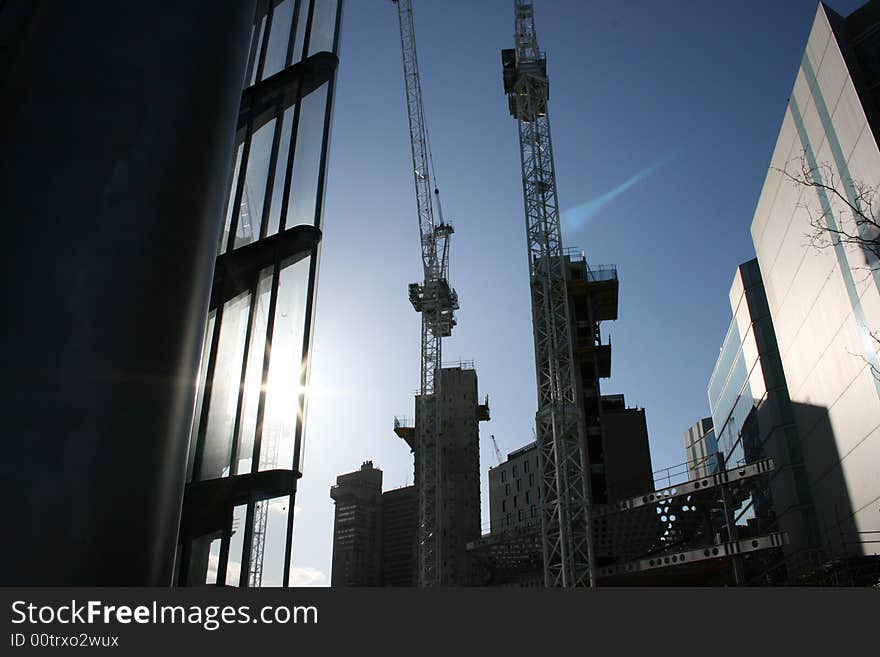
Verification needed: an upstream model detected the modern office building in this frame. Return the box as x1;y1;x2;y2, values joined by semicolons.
1;0;345;585
707;258;820;580
177;0;344;587
684;418;719;479
749;0;880;572
330;462;384;587
380;486;418;587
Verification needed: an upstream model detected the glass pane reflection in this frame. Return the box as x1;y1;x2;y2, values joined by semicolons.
187;310;215;482
226;504;247;586
236;268;274;475
219;144;244;254
259;255;310;472
198;291;250;481
267;106;296;238
287;85;328;227
248;495;291;587
235;118;276;249
262;0;295;80
308;0;339;56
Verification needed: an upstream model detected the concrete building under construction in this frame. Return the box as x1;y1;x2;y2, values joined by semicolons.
394;364;490;586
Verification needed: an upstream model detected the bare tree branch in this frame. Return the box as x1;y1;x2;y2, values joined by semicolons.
772;153;880;268
773;151;880;381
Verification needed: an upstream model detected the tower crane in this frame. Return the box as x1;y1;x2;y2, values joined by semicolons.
392;0;458;587
490;435;503;466
502;0;597;587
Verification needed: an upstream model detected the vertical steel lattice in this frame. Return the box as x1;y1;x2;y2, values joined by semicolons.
507;0;596;587
394;0;456;587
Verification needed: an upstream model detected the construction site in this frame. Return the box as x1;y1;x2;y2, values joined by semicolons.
324;0;880;588
6;0;878;593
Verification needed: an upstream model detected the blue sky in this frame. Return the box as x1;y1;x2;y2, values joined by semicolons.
289;0;866;585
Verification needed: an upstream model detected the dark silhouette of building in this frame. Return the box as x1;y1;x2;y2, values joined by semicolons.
381;486;418;586
330;462;384;587
0;0;344;586
394;364;489;586
600;394;654;501
0;0;257;586
487;396;652;538
329;467;418;587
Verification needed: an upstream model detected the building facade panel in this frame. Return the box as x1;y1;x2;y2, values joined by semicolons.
749;2;880;563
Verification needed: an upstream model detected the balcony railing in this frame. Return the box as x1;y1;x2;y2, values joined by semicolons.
585;265;618;283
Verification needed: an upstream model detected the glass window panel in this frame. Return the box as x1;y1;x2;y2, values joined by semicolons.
225;505;247;586
205;538;221;585
236;267;274;475
267;106;296;238
260;256;310;472
247;13;268;88
187;310;215;482
251;495;291;587
219;143;244;255
287;85;328;227
262;0;295;80
184;535;215;585
198;291;251;481
291;0;309;65
308;0;339;56
235;118;276;249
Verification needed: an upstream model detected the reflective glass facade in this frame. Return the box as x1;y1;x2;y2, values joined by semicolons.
707;259;818;575
178;0;343;587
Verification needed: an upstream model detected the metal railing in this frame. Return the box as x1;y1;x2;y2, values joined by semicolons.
585;264;618;283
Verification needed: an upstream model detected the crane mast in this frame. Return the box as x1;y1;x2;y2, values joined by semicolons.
502;0;596;587
392;0;458;587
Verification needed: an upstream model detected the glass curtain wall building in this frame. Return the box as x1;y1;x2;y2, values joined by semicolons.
707;259;819;579
177;0;343;587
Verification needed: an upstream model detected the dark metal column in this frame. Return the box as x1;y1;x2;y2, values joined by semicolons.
0;0;256;585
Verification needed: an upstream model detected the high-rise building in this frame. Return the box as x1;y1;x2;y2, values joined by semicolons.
330;462;384;587
407;365;489;586
381;486;418;587
707;258;820;580
749;0;880;573
684;418;719;479
176;0;344;587
328;472;418;588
